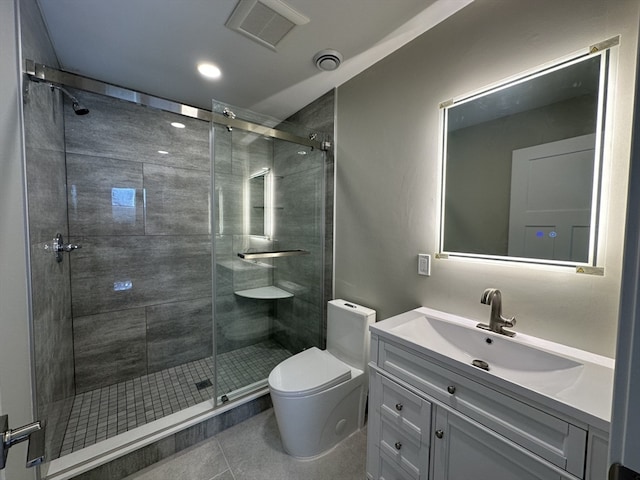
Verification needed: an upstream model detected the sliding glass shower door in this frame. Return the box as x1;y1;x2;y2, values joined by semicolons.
212;102;327;402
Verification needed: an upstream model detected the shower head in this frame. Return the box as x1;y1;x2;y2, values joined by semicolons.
49;83;90;115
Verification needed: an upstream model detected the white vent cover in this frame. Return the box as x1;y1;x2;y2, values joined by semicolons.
226;0;309;51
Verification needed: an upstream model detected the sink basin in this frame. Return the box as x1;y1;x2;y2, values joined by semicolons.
386;310;584;395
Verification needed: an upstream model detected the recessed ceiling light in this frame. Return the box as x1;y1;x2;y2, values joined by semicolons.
158;150;169;155
197;63;222;79
171;122;186;129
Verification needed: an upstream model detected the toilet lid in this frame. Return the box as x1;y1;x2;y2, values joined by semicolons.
268;347;351;397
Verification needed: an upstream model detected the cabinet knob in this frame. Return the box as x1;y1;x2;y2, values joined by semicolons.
395;403;403;411
447;385;456;395
394;441;402;450
435;429;444;439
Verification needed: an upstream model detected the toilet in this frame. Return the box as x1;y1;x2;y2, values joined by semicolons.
268;299;376;458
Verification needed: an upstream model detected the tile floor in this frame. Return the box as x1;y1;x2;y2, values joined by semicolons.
122;408;368;480
56;341;291;458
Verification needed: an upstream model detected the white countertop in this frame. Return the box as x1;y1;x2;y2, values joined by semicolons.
370;307;614;431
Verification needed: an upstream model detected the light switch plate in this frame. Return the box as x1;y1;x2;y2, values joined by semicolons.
418;254;431;276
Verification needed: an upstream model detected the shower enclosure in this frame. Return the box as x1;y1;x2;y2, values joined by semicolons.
22;64;332;468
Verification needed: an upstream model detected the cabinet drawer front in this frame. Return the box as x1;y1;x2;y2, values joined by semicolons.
379;375;431;443
379;340;586;476
379;449;419;480
380;418;424;478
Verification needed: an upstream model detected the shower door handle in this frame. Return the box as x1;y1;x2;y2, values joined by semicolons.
1;415;45;470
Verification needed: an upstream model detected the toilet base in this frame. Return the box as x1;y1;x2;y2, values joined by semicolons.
271;373;367;459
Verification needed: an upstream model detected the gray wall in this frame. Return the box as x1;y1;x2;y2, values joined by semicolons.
0;1;37;478
335;0;639;357
64;90;212;392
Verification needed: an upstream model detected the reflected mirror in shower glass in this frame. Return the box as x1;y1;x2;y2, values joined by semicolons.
440;51;609;266
248;168;271;237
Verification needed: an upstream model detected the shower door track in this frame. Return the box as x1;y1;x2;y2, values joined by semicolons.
23;59;325;150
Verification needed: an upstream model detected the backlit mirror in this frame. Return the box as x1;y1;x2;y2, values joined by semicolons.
248;168;272;238
440;51;609;266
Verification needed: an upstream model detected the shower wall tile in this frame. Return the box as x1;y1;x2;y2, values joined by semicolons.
231;130;272;177
214;172;243;236
144;163;210;235
70;235;211;317
23;82;65;152
29;243;75;414
274;297;322;353
275;166;324;238
74;308;147;393
214;235;234;297
66;153;145;236
213;123;232;175
146;297;213;373
65;89;210;172
25;147;68;239
215;295;272;353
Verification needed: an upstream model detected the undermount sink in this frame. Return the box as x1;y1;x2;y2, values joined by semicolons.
388;311;584;395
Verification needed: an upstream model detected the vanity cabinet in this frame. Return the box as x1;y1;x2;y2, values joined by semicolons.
366;337;609;480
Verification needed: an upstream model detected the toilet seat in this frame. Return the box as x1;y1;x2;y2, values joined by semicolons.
268;347;351;397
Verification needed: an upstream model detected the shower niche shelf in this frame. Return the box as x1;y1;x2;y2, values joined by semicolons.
234;286;294;300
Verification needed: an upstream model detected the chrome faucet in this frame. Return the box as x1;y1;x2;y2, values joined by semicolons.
477;288;516;337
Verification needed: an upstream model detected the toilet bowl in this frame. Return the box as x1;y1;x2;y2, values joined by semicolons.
268;299;376;458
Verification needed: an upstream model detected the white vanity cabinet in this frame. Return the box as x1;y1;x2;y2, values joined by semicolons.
366;335;609;480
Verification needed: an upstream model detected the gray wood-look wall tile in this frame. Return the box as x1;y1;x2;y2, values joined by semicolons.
74;308;147;393
66;153;145;236
144;164;210;235
25;147;68;241
70;235;211;317
146;297;213;373
65;89;210;172
215;295;272;353
214;172;243;236
23;82;65;152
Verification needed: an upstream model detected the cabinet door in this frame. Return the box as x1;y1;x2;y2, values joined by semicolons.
432;407;575;480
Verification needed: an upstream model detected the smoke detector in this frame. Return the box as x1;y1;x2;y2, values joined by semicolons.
313;49;343;71
226;0;309;51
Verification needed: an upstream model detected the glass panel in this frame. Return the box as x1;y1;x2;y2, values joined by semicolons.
212;101;326;403
24;83;215;460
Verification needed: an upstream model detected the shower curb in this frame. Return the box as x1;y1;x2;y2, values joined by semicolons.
68;394;272;480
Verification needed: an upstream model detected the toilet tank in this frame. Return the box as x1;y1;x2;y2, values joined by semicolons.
327;299;376;370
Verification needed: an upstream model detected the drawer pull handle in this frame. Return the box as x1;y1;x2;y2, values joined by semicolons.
395;403;403;411
394;441;402;450
447;385;456;395
435;429;444;439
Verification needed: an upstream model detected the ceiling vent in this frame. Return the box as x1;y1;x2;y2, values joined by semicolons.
226;0;310;51
313;49;343;71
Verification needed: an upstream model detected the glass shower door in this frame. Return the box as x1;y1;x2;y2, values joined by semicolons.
212;102;327;402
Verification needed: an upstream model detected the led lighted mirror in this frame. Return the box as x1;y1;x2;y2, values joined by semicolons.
248;168;272;238
440;50;610;266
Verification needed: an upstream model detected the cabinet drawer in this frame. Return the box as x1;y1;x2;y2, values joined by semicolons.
379;448;420;480
378;340;586;477
379;374;431;444
380;418;423;478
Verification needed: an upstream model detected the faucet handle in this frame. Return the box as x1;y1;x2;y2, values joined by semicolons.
502;316;516;328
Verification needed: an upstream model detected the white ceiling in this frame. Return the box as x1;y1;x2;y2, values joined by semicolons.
36;0;473;119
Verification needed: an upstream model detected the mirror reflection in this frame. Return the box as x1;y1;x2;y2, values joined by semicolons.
441;53;607;264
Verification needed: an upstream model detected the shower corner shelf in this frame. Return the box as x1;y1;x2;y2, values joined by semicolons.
234;286;294;300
